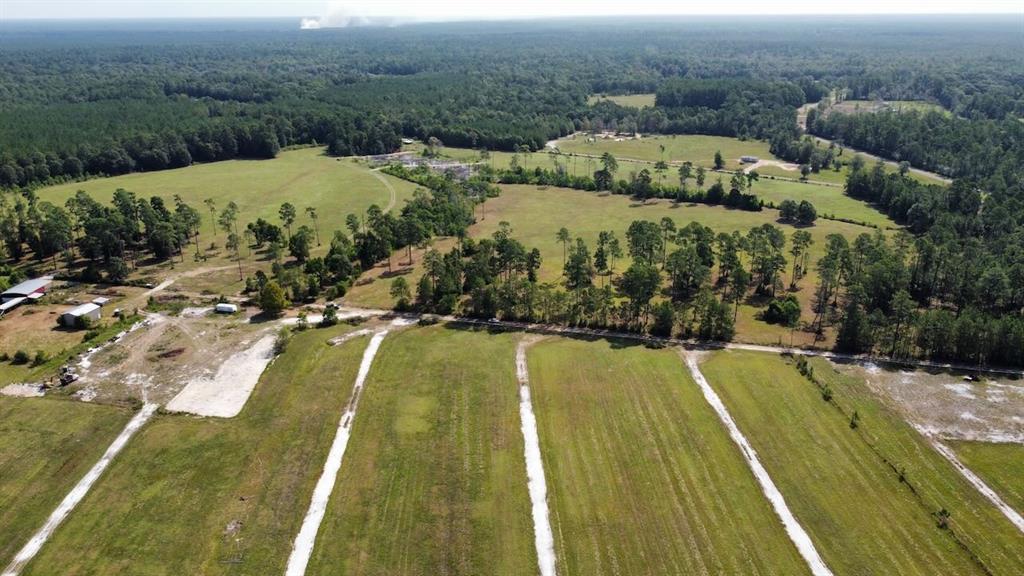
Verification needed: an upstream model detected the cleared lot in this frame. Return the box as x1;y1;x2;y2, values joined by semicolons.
526;337;809;576
19;325;369;576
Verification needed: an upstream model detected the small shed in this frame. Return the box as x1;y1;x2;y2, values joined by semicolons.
60;303;101;328
740;155;760;164
92;297;111;306
215;303;238;314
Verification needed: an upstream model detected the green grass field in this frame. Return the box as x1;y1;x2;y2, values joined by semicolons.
20;325;369;575
38;148;418;233
833;99;950;117
587;93;657;108
0;397;132;567
303;325;535;576
556;134;772;171
33;148;420;294
948;441;1024;522
700;351;1024;576
525;337;810;575
347;183;882;346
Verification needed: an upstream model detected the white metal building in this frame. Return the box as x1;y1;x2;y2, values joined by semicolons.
60;303;102;327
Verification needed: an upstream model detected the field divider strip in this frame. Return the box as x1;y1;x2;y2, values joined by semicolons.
924;434;1024;534
284;328;390;576
516;340;557;576
2;402;158;576
680;351;834;576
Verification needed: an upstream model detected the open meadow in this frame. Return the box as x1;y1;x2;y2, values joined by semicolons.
0;397;131;567
303;324;535;576
348;183;884;347
18;324;370;576
587;93;657;108
525;337;809;575
699;351;1024;576
33;148;420;295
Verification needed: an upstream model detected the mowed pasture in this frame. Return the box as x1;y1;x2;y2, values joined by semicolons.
472;185;876;346
39;147;418;230
525;337;810;575
304;325;535;576
0;397;131;567
949;441;1024;516
699;351;1024;576
347;183;883;345
34;148;420;293
587;93;657;108
19;325;369;576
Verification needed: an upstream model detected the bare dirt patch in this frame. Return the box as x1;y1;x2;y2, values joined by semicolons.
835;362;1024;444
66;310;270;406
165;333;276;418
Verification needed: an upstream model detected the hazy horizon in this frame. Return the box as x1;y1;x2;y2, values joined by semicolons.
1;0;1020;25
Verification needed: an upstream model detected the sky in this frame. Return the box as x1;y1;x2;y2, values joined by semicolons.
1;0;1020;22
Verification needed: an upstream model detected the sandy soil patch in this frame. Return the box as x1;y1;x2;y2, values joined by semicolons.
744;159;799;174
839;363;1024;443
165;333;276;418
0;384;44;398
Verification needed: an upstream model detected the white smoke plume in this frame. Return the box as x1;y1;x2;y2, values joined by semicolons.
300;2;370;29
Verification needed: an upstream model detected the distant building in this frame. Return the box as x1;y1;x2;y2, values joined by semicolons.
0;276;53;317
215;303;238;314
1;276;52;303
740;156;760;164
91;297;111;306
60;303;101;328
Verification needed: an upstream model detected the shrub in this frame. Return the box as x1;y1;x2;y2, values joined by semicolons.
31;350;48;367
12;350;30;365
764;295;801;326
273;327;291;355
319;306;339;328
0;352;9;362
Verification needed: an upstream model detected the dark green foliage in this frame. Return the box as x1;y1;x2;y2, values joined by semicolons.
764;295;801;327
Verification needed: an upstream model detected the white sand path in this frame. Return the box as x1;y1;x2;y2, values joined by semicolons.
516;339;557;576
919;430;1024;534
682;351;833;576
283;327;391;576
2;403;158;576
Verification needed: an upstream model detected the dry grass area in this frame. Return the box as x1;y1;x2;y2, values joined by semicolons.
839;363;1024;444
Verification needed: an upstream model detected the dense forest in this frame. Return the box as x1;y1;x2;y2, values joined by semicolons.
1;16;1022;188
2;16;1024;366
